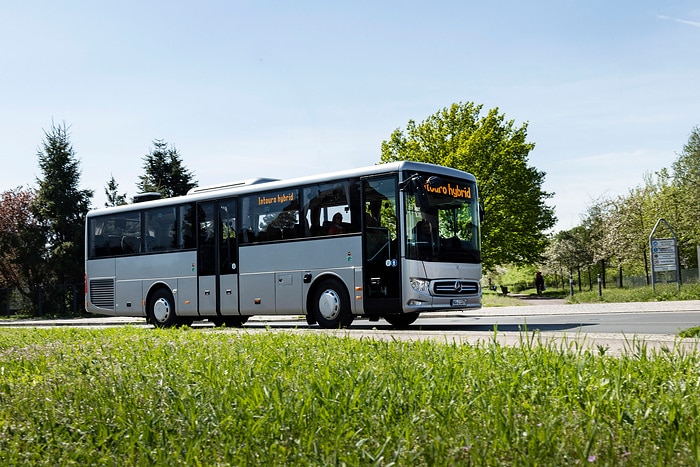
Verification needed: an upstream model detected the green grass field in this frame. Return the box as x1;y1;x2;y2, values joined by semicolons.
1;327;699;465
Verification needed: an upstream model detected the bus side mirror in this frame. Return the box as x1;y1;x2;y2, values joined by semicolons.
479;204;485;223
399;173;427;209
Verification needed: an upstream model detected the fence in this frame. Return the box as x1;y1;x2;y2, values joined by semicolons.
501;268;700;294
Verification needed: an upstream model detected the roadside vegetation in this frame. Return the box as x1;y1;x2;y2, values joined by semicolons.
565;283;700;304
1;327;699;465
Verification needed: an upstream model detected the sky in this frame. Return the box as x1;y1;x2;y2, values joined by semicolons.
1;1;699;231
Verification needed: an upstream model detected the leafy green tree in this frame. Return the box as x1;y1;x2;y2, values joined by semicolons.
105;174;127;207
669;126;700;261
33;121;93;314
137;139;197;198
380;102;556;270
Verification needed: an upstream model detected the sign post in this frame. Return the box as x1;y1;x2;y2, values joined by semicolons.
649;218;680;292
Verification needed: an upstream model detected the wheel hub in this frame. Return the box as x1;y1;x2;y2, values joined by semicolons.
318;289;341;320
153;298;171;322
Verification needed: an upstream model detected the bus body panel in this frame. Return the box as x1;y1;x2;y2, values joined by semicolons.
238;236;363;315
197;275;218;316
401;259;482;312
120;252;197;317
177;276;198;316
219;274;240;316
274;271;302;316
238;272;276;315
115;279;143;315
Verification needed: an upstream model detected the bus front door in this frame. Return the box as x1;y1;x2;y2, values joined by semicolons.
362;176;401;313
197;199;240;318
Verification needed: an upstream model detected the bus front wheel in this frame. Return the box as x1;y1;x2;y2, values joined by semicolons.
311;279;354;329
148;288;178;328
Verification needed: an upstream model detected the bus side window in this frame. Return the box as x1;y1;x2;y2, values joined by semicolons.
180;204;196;249
303;180;357;238
145;207;177;252
93;234;109;257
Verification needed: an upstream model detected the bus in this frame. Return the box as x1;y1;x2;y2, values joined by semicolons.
85;161;482;328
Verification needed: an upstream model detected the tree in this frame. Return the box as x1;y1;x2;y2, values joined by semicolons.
0;188;49;308
670;126;700;254
33;121;93;313
380;102;556;270
548;226;593;291
137;139;197;198
105;174;127;207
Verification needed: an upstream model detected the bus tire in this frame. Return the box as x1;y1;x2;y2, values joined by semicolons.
148;288;178;328
384;312;420;328
311;279;354;329
305;313;317;326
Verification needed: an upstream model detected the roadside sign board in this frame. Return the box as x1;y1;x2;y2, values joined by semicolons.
651;238;677;272
649;218;680;291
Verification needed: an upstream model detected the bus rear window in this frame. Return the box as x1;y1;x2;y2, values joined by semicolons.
88;213;141;258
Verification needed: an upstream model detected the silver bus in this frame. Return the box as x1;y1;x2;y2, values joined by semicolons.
85;161;482;328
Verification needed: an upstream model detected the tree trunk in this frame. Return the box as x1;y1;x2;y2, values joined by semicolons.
643;245;650;285
587;265;592;290
577;267;582;292
618;263;623;288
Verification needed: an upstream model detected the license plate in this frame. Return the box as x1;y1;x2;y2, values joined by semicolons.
451;299;468;306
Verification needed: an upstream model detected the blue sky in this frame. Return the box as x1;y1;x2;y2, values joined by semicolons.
1;1;698;231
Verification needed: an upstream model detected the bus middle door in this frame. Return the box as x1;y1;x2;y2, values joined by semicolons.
197;199;240;318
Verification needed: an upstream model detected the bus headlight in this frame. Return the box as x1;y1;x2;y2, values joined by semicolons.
410;277;430;293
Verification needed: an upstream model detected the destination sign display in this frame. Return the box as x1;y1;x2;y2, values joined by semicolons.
424;181;472;200
258;191;296;206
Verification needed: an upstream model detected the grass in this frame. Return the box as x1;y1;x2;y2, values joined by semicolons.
481;292;527;307
1;327;700;465
564;283;700;304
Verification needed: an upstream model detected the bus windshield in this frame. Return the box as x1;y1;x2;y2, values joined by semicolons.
404;172;480;264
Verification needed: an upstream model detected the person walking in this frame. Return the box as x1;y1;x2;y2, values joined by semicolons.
535;271;545;295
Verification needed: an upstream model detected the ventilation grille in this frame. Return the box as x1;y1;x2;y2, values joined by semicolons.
90;278;115;309
432;280;479;296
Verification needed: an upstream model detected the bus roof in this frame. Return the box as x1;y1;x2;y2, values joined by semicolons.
87;161;476;215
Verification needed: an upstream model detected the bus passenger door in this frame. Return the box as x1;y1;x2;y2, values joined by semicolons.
217;199;239;315
362;176;401;313
197;199;240;318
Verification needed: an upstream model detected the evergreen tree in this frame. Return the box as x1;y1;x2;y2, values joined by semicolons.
105;174;127;207
33;121;93;313
137;139;197;198
381;102;556;270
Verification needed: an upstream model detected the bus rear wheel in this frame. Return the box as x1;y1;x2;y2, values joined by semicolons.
384;312;420;328
148;288;178;328
311;279;354;329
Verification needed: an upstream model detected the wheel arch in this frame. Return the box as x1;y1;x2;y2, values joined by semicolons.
145;281;176;314
306;272;353;316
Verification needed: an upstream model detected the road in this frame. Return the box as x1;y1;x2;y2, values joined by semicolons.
3;299;700;355
240;300;700;355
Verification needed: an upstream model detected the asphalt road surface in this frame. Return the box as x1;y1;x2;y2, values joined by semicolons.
3;299;700;355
